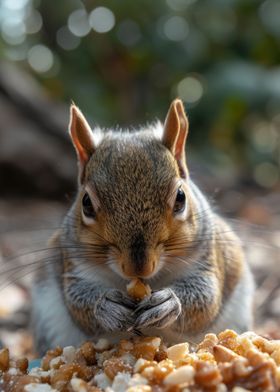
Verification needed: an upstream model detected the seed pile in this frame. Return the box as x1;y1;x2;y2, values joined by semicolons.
1;329;280;391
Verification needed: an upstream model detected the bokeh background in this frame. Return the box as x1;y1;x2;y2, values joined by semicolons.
0;0;279;357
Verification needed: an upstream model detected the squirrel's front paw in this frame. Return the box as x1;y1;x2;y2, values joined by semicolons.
94;290;136;332
134;288;181;329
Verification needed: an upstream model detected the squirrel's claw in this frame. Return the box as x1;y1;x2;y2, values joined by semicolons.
134;288;182;329
134;288;172;313
94;289;135;332
105;289;137;309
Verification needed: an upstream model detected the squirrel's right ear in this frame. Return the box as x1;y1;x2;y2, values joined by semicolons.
69;104;95;182
162;99;189;178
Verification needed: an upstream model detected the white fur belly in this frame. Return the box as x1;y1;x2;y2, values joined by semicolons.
32;278;90;349
210;264;254;335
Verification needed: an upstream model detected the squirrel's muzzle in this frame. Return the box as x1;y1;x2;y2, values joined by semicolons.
120;233;158;278
122;260;155;278
130;233;147;275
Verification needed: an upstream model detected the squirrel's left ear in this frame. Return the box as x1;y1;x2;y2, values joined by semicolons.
69;104;95;183
162;99;189;178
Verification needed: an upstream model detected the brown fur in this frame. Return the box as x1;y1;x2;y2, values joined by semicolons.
31;100;254;352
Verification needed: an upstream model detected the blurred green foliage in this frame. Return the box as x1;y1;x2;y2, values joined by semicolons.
0;0;280;188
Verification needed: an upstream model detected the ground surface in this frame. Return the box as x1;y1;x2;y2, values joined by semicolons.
0;191;279;358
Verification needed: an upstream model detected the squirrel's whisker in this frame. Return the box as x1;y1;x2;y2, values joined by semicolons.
0;256;114;292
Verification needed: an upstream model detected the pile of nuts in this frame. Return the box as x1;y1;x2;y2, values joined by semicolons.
0;329;280;391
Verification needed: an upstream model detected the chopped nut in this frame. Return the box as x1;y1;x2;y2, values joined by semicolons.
213;345;238;363
51;363;90;390
94;372;112;389
117;340;134;356
218;329;238;351
139;366;155;381
195;361;222;387
71;378;89;392
197;333;219;353
80;341;96;365
49;356;64;370
9;375;41;391
167;343;189;361
28;368;51;384
132;337;161;361
154;345;168;362
71;377;101;392
196;351;215;363
24;383;55;392
152;360;174;383
232;357;250;378
94;338;110;352
104;357;133;379
126;386;151;392
246;348;269;366
252;336;276;354
62;346;76;364
129;373;149;386
237;335;255;356
164;365;194;385
16;358;29;374
127;279;151;300
41;347;62;371
111;372;132;392
1;329;280;391
139;360;174;384
219;362;234;384
0;348;10;372
271;348;280;365
134;358;150;373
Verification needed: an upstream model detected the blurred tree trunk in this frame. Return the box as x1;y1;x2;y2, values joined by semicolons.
0;62;76;199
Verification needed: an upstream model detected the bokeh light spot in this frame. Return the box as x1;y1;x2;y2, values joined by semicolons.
2;0;29;11
89;7;115;34
252;122;277;154
163;16;189;41
177;76;203;104
254;162;279;188
28;45;54;73
68;9;91;37
1;17;26;45
25;10;43;34
56;26;81;50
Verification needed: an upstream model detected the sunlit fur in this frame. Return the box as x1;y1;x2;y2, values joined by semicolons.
31;115;254;354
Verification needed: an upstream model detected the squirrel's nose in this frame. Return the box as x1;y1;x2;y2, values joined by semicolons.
130;233;146;273
122;259;155;278
119;233;158;278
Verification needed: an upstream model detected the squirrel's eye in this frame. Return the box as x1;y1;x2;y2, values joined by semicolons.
174;187;186;213
82;193;96;219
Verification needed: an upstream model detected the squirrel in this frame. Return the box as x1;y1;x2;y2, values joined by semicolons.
31;99;254;355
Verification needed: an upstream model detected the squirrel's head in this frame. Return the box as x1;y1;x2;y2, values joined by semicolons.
69;99;195;280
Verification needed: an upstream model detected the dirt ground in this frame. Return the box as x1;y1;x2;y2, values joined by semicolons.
0;191;279;358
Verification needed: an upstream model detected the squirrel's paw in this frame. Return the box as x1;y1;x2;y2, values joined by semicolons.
94;290;136;332
134;288;181;329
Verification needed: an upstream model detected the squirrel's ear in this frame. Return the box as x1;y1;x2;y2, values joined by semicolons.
69;104;95;182
162;99;189;178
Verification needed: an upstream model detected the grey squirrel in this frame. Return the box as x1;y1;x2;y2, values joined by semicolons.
32;99;254;355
